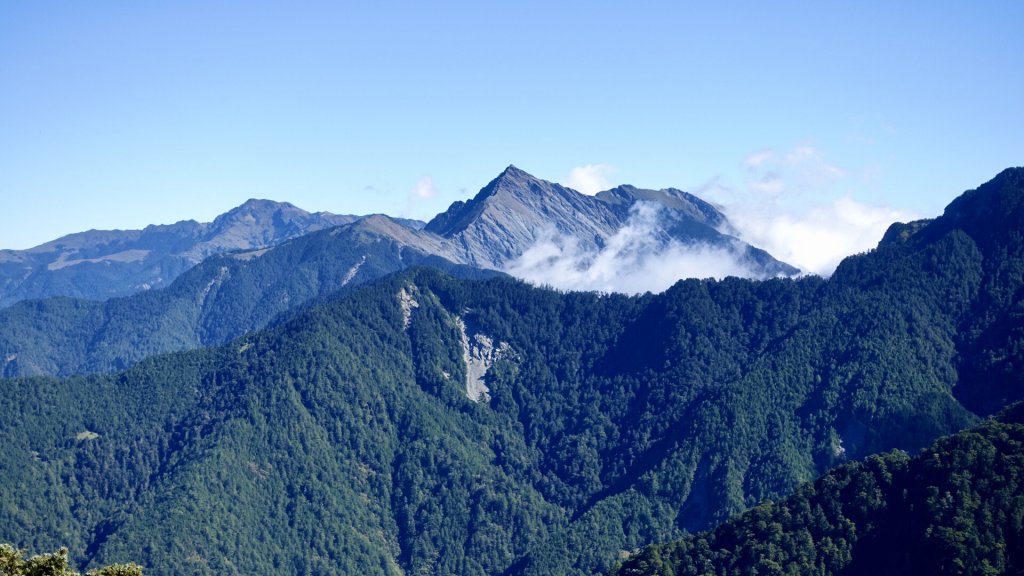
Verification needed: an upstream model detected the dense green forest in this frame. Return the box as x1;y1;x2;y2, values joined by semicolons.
609;403;1024;576
0;168;1021;575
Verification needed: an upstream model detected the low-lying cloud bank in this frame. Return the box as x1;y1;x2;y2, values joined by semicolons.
726;195;914;277
504;203;766;295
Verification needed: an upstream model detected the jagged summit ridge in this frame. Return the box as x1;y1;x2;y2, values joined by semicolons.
427;165;795;274
596;185;730;231
426;166;623;267
424;164;584;237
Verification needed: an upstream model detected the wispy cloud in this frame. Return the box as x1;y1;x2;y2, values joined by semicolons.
563;164;615;195
750;172;785;196
743;150;775;170
505;202;765;295
743;144;847;195
784;145;847;181
409;176;439;199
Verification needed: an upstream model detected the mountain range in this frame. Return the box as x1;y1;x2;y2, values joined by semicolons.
0;199;369;308
1;166;796;309
0;167;1021;575
0;166;796;377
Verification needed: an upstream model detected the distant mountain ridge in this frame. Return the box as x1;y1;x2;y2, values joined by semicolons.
0;199;383;307
0;166;797;309
0;218;494;377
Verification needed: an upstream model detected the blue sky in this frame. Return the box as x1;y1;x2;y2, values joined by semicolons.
2;1;1022;261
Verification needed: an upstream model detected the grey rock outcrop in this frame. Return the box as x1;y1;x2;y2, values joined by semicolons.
426;165;623;268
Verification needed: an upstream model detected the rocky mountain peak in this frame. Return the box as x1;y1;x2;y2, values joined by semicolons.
425;165;590;238
211;199;304;228
203;199;315;251
492;164;533;186
420;165;796;275
463;165;532;205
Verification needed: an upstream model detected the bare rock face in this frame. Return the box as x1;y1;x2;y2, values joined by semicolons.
455;316;513;403
427;166;623;268
398;286;420;329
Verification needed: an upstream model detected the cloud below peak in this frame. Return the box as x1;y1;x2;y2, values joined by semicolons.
504;202;767;295
508;145;914;290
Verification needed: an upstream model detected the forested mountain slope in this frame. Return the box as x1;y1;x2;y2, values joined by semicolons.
0;168;1021;575
609;403;1024;576
0;217;494;377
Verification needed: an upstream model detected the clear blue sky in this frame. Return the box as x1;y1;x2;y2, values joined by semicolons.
1;1;1021;250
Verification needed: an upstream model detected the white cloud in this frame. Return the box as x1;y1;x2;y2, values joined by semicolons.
750;172;785;196
409;176;438;199
728;196;915;276
563;164;615;195
743;145;847;197
714;145;915;276
505;202;763;295
784;145;847;181
743;150;775;170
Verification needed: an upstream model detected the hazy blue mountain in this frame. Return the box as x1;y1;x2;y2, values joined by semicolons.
0;169;1021;575
0;199;427;308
